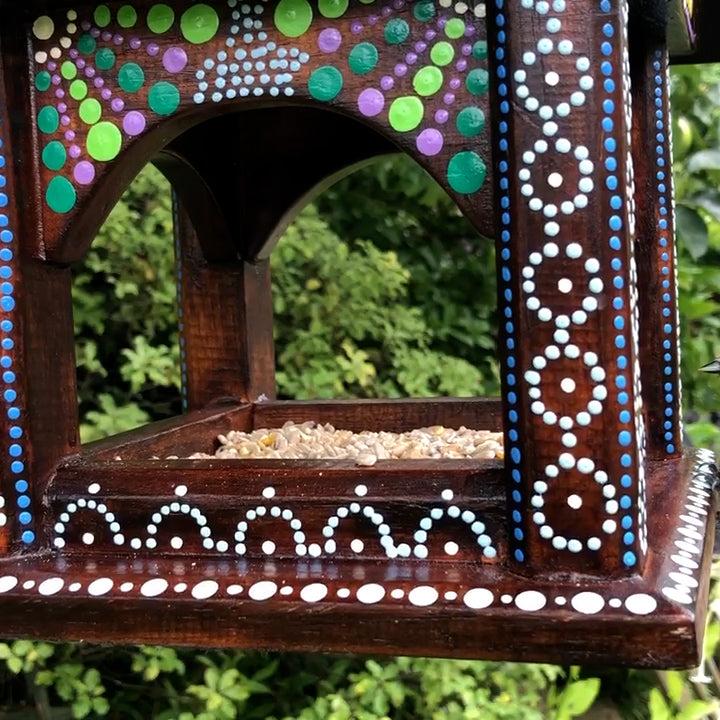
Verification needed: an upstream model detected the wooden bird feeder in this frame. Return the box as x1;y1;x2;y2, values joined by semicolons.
0;0;717;668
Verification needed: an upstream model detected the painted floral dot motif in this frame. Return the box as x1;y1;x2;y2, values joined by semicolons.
181;4;220;43
86;121;122;162
388;96;424;132
444;17;465;38
162;47;188;74
349;42;379;75
447;150;486;193
308;66;344;101
319;0;349;19
46;176;76;213
147;4;176;34
30;0;491;217
274;0;313;37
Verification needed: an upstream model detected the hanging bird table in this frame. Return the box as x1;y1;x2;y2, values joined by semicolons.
0;0;716;668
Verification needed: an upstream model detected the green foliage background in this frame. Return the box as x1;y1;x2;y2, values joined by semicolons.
4;65;720;718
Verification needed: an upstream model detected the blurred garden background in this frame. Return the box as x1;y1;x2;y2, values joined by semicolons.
3;64;720;718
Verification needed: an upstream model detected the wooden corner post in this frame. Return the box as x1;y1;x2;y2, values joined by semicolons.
488;0;648;575
630;7;683;461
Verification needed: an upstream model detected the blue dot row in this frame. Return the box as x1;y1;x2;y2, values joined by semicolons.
0;123;34;546
599;0;635;569
494;0;525;564
652;52;677;456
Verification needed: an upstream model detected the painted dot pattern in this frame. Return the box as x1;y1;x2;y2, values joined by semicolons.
31;0;491;216
0;114;31;543
651;49;682;458
54;484;498;561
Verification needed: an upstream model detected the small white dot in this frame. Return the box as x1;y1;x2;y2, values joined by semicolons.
171;536;183;550
567;494;582;509
262;486;275;499
175;485;188;497
351;538;365;553
82;533;94;545
262;540;276;554
561;378;576;393
444;541;459;555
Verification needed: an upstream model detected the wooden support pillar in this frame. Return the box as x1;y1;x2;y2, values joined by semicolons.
488;0;648;574
631;18;683;460
173;196;276;410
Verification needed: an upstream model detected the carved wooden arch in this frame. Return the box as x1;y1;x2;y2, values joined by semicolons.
18;0;493;265
0;0;716;668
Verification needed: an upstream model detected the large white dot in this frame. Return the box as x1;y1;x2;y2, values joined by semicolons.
300;583;328;603
463;588;494;609
39;577;64;596
515;590;546;612
192;580;219;600
571;591;605;614
33;16;55;40
561;378;576;393
249;581;277;601
408;586;439;607
624;593;657;615
88;578;114;597
357;583;385;604
140;578;169;597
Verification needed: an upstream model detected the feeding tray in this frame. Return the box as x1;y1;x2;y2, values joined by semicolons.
0;0;717;667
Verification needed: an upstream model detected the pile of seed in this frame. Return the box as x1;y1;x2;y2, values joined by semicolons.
188;421;504;465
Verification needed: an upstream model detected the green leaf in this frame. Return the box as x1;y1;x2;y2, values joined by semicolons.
649;688;671;720
677;205;709;259
687;149;720;173
555;678;600;720
676;699;720;720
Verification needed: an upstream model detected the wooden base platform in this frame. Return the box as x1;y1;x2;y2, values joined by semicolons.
0;396;714;668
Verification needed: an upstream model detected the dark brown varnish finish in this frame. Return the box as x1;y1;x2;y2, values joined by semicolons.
0;0;715;668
